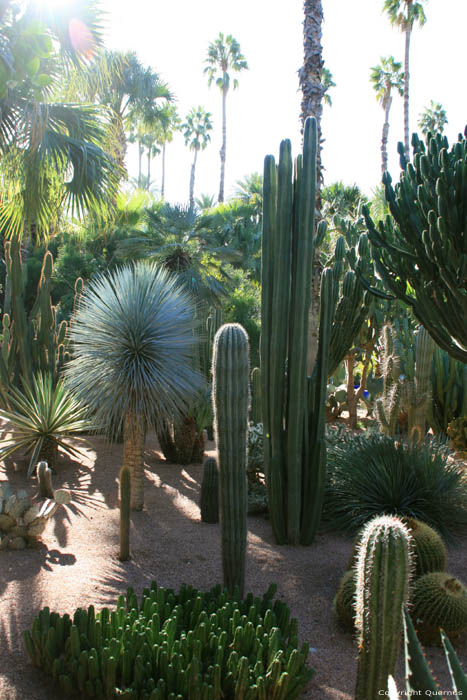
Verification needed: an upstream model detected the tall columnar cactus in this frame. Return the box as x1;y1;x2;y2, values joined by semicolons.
250;367;262;424
261;117;336;545
363;129;467;363
354;515;413;700
212;323;249;596
119;466;131;562
431;346;467;435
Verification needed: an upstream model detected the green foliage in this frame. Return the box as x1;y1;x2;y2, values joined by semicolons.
0;373;90;477
354;515;412;700
418;100;448;136
363;129;467;362
261;117;335;545
410;573;467;646
447;416;467;451
221;266;260;368
65;261;201;439
247;422;264;480
323;432;467;539
212;323;249;597
24;581;312;699
431;347;467;435
200;457;219;524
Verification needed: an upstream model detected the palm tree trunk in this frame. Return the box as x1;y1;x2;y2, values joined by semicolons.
138;142;143;188
218;86;228;203
381;96;392;176
300;0;324;374
147;149;151;190
161;143;166;199
123;413;146;511
189;150;198;210
404;26;412;161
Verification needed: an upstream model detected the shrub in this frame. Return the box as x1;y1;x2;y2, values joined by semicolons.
323;433;467;540
447;416;467;452
24;582;313;699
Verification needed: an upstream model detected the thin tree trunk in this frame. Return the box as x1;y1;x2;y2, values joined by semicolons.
161;143;166;199
147;149;151;190
189;150;198;210
218;86;227;203
300;0;324;374
123;413;146;511
381;96;392;176
403;26;412;162
138;142;143;188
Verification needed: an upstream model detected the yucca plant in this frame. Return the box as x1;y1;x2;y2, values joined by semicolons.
0;373;90;477
65;262;201;510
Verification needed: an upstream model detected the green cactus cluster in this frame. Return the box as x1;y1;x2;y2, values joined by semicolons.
411;573;467;646
199;457;219;524
354;515;413;700
24;582;313;700
261;117;335;545
363;129;467;363
212;323;249;597
430;346;467;435
376;318;434;441
0;239;83;405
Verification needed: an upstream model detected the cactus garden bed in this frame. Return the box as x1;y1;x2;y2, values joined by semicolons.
0;424;466;699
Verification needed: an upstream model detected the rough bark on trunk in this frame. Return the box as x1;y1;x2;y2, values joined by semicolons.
123;413;146;511
147;149;151;189
218;86;227;203
39;435;58;470
138;142;143;188
404;27;412;162
189;150;198;210
381;96;392;175
173;416;196;465
161;143;166;199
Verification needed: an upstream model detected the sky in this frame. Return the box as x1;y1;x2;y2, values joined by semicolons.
101;0;467;205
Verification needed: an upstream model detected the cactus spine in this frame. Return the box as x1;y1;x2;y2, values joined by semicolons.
261;116;335;545
354;515;413;700
119;466;131;561
212;323;249;596
200;457;219;524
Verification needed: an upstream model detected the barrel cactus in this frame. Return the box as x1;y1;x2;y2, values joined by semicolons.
212;323;249;596
199;457;219;524
403;518;446;578
333;569;357;633
354;515;413;700
411;572;467;645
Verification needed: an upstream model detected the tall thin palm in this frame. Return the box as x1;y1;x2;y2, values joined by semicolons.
154;104;181;199
370;56;404;175
182;107;213;210
65;262;201;510
204;33;248;203
383;0;427;162
0;0;118;240
418;100;448;136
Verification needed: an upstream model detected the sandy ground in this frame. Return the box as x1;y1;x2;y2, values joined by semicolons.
0;428;466;699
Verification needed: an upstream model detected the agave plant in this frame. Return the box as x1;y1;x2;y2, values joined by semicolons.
0;373;90;477
65;261;201;510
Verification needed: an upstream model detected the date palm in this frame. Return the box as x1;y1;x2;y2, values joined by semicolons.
182;106;213;210
204;33;248;203
418;100;448;136
383;0;427;162
65;262;201;510
370;56;404;175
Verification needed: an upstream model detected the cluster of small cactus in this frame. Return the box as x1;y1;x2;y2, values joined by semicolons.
24;581;313;700
212;323;249;597
0;462;71;550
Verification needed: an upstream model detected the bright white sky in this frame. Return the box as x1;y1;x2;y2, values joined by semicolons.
101;0;467;205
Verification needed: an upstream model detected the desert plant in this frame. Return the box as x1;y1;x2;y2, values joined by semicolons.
24;581;313;699
430;347;467;435
200;457;219;524
447;416;467;452
212;323;249;597
323;432;467;539
119;466;131;561
333;570;357;632
65;262;201;510
0;373;90;477
250;366;262;424
410;572;467;645
354;515;412;700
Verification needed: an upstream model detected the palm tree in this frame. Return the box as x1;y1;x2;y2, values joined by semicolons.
204;33;248;203
65;262;201;510
182;107;213;210
154;104;181;199
370;56;404;175
195;193;217;210
234;172;263;218
0;0;119;240
383;0;427;162
418;100;448;136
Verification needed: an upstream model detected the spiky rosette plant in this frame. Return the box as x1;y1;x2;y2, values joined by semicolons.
65;262;201;511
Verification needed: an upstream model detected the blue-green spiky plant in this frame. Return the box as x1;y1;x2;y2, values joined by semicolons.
212;323;249;597
65;262;202;511
354;515;413;700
